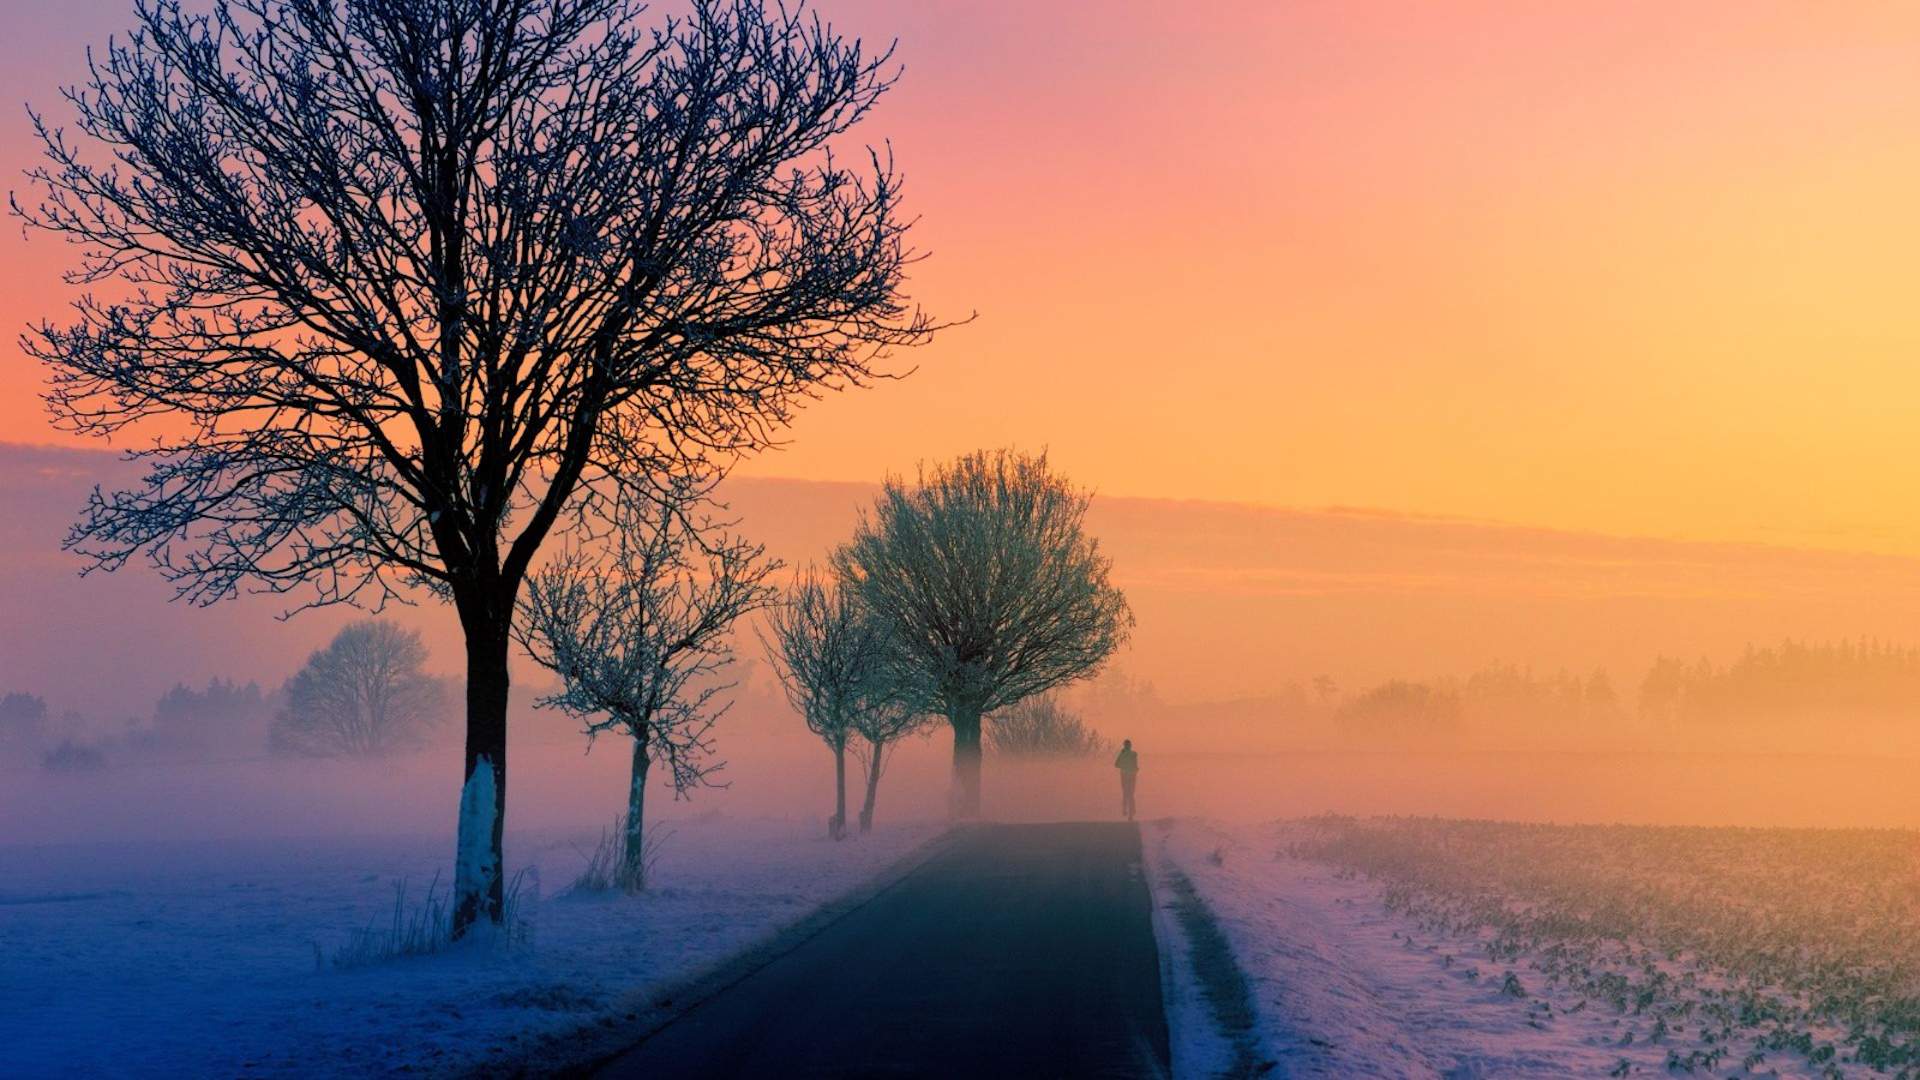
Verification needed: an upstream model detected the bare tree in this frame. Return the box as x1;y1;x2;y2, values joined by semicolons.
849;682;923;834
516;486;776;890
762;570;887;840
987;694;1109;758
21;0;937;932
272;621;446;757
835;450;1133;817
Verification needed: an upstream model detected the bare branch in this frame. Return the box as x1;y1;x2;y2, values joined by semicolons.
21;0;942;614
516;479;778;797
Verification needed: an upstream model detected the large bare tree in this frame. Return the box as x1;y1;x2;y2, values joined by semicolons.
835;450;1132;817
516;485;776;890
272;620;446;757
762;569;887;840
20;0;935;932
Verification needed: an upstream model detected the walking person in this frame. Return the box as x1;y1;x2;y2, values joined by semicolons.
1114;738;1139;820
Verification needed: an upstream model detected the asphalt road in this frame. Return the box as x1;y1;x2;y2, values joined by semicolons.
593;822;1171;1079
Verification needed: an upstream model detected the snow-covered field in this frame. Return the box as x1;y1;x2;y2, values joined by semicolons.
1149;818;1640;1076
1148;817;1919;1079
0;815;938;1078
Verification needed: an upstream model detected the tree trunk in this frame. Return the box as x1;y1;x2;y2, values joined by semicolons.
829;739;848;840
623;733;650;891
452;609;511;938
858;737;883;834
950;708;983;819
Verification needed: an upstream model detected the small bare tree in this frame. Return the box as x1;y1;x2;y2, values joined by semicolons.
850;681;923;834
763;570;888;840
517;489;776;890
272;621;446;757
836;450;1133;817
22;0;938;933
987;694;1109;757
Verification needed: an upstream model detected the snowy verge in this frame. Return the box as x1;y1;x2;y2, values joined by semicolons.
0;816;945;1078
1142;819;1262;1079
1153;819;1707;1078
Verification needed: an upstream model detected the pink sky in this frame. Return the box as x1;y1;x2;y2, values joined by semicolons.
3;2;1920;555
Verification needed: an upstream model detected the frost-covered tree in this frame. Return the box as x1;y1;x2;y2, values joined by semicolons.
987;694;1108;758
835;450;1132;817
21;0;936;933
849;679;923;834
272;621;446;757
517;487;776;890
763;570;889;840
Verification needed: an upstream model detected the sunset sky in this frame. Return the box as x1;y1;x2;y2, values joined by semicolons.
3;0;1918;557
16;12;1920;1073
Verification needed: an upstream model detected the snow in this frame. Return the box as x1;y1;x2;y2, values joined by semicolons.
0;814;938;1078
1145;854;1245;1079
1145;818;1705;1079
454;754;499;912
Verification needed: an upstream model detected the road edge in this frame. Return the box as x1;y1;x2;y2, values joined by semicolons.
1141;821;1185;1080
479;825;960;1079
1142;818;1271;1080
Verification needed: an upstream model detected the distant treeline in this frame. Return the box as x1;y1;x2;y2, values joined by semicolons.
1333;639;1920;733
1639;639;1920;724
0;678;274;773
0;620;459;772
1334;665;1617;733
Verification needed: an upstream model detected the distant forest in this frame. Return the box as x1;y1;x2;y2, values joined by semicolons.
1331;639;1920;733
13;637;1920;771
1638;639;1920;723
0;620;461;772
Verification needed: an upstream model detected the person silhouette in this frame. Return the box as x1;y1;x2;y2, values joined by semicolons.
1114;739;1139;820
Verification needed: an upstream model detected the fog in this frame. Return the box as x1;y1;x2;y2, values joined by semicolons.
10;708;1920;859
9;441;1920;852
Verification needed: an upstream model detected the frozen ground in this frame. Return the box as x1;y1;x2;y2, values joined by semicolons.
0;814;938;1078
1147;818;1762;1079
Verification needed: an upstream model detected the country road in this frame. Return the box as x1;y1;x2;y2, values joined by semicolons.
593;822;1172;1079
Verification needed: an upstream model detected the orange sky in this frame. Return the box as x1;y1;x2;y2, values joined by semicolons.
4;2;1920;553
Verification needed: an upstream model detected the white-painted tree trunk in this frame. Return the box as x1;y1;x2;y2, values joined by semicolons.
454;753;500;931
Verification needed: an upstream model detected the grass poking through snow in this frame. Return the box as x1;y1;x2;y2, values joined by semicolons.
327;869;536;969
1164;867;1272;1078
568;815;674;895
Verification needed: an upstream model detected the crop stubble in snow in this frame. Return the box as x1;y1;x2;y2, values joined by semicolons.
1160;816;1920;1078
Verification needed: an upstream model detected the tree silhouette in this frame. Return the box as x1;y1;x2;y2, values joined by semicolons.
272;621;445;757
20;0;935;932
150;677;274;754
0;692;48;760
1639;638;1920;724
849;679;922;834
987;694;1108;757
762;569;890;840
517;485;776;888
836;450;1132;817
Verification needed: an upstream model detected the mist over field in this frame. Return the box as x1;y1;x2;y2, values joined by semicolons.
8;440;1920;849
